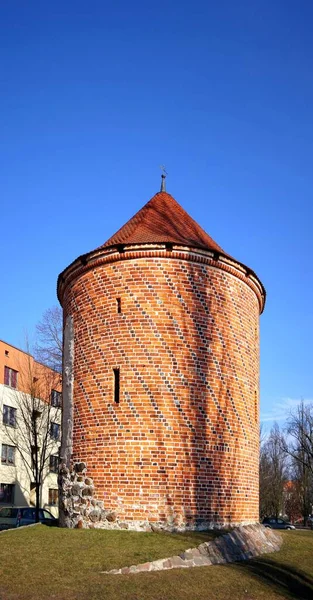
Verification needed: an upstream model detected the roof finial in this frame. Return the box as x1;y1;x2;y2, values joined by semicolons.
160;165;167;192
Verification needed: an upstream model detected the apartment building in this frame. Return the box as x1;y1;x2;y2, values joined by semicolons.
0;340;61;517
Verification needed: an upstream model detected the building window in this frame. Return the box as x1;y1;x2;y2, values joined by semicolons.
49;455;59;473
50;422;60;440
4;366;18;389
48;488;58;506
3;405;17;427
113;368;120;404
0;483;15;503
51;390;62;407
116;297;122;313
1;444;15;466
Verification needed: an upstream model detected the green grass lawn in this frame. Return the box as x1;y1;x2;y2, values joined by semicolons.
0;527;312;600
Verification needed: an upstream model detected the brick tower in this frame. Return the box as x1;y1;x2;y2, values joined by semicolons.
57;180;265;530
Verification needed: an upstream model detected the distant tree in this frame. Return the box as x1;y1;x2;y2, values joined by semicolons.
259;443;273;519
284;401;313;475
3;353;61;522
34;306;63;373
282;401;313;524
283;479;302;523
259;423;288;519
287;461;312;524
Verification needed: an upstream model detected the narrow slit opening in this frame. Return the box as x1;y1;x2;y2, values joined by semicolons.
117;298;121;313
113;368;120;404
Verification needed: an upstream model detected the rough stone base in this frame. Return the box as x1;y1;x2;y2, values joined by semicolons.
59;462;263;532
103;524;282;574
59;461;151;530
59;462;261;532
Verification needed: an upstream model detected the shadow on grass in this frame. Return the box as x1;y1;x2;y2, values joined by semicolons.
232;557;313;600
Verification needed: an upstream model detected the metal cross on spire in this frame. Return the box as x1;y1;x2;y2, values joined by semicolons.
160;165;167;192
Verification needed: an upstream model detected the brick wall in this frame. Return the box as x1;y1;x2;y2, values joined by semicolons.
61;247;262;529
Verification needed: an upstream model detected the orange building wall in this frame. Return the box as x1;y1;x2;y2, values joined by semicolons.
62;254;260;528
0;340;61;398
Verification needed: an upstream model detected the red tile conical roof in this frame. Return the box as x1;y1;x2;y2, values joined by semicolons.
99;191;225;254
57;188;266;313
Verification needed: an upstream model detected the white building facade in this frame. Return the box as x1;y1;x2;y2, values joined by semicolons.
0;340;61;517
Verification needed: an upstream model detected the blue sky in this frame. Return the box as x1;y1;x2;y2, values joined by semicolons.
0;1;312;428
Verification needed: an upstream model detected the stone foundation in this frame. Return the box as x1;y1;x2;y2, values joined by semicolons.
59;461;149;530
59;461;261;532
103;524;282;574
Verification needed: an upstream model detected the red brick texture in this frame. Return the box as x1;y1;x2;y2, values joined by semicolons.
59;244;264;529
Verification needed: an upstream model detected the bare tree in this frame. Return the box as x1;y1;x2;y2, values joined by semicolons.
34;306;63;373
259;423;288;519
288;459;312;524
284;401;313;475
3;353;61;521
259;443;273;519
284;479;302;523
282;401;313;523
